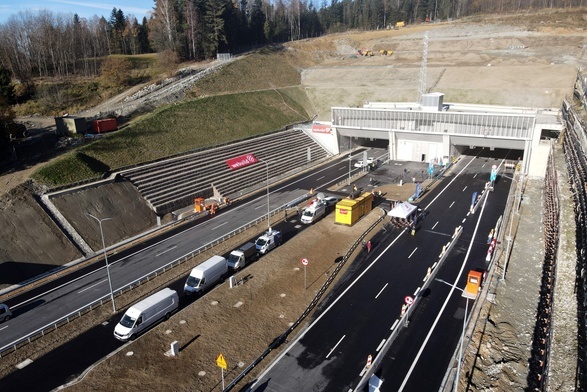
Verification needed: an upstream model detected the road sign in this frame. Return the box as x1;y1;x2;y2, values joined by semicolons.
216;353;227;370
404;295;414;305
301;258;309;265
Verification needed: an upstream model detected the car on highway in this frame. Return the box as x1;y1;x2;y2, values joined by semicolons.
0;303;12;322
354;157;375;168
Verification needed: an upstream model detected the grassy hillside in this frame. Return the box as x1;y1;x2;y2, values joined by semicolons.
33;88;311;186
189;47;303;97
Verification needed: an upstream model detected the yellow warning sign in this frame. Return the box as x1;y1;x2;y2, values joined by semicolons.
216;353;227;370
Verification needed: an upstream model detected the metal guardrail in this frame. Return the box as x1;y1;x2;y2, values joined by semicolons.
223;212;386;391
353;224;464;391
439;171;519;392
0;200;301;358
354;177;491;391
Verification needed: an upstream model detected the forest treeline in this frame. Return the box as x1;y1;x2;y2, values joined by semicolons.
0;0;581;83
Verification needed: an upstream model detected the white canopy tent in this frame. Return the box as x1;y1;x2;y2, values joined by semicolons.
387;201;417;219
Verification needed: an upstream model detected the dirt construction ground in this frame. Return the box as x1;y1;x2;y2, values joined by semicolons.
1;10;587;392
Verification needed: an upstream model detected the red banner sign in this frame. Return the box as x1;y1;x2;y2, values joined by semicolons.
312;124;331;134
226;154;259;170
339;209;348;215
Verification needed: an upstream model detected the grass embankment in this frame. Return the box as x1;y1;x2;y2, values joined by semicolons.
33;48;315;187
190;47;303;97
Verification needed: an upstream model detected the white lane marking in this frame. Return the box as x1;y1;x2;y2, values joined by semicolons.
424;230;452;237
391;319;399;331
408;247;418;259
398;183;491;391
376;339;386;352
449;201;455;208
463;186;467;191
212;222;227;230
462;218;466;223
251;230;406;387
424;156;475;211
413;287;420;296
10;154;364;313
316;176;325;181
375;283;388;299
78;279;107;293
0;325;8;331
473;173;477;178
432;221;439;230
156;246;176;257
326;335;346;358
16;358;33;369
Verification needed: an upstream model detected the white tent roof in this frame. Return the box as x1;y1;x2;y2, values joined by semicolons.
387;202;417;219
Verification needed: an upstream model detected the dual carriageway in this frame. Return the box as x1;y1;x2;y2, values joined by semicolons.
0;150;515;391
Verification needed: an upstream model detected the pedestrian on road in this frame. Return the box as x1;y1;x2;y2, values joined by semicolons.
367;240;372;253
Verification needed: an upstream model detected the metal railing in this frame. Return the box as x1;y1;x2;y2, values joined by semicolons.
0;199;301;357
224;212;386;391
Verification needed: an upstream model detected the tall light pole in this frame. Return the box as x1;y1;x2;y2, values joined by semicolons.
257;158;271;231
348;137;352;185
86;213;116;312
435;278;469;392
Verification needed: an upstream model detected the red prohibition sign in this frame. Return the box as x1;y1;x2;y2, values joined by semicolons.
301;258;309;266
404;295;414;305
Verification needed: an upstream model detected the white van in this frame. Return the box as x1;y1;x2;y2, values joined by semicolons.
114;288;178;341
184;255;228;295
255;229;282;255
301;200;327;224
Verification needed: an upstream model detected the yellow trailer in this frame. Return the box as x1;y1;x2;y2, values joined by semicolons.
335;192;373;226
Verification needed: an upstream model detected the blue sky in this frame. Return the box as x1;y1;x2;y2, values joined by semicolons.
0;0;155;24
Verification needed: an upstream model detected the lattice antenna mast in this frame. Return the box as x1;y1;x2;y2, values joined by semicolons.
419;31;429;102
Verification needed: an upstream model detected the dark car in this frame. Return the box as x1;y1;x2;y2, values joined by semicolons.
0;303;12;322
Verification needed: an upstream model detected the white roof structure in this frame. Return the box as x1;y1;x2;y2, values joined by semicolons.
387;202;417;219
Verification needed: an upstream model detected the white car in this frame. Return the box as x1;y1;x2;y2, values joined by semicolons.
354;157;375;168
323;196;340;207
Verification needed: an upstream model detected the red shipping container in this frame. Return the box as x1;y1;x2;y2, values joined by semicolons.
92;118;118;133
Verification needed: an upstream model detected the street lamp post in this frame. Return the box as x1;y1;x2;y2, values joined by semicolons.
348;137;352;185
257;158;271;231
86;213;116;312
435;278;469;392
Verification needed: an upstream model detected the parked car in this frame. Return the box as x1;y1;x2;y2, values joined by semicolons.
323;196;340;207
0;303;12;322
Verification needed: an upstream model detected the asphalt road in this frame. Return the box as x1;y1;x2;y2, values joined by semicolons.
0;152;371;351
248;155;513;391
0;151;512;392
0;149;384;391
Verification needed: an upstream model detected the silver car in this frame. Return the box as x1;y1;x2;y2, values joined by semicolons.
0;303;12;322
